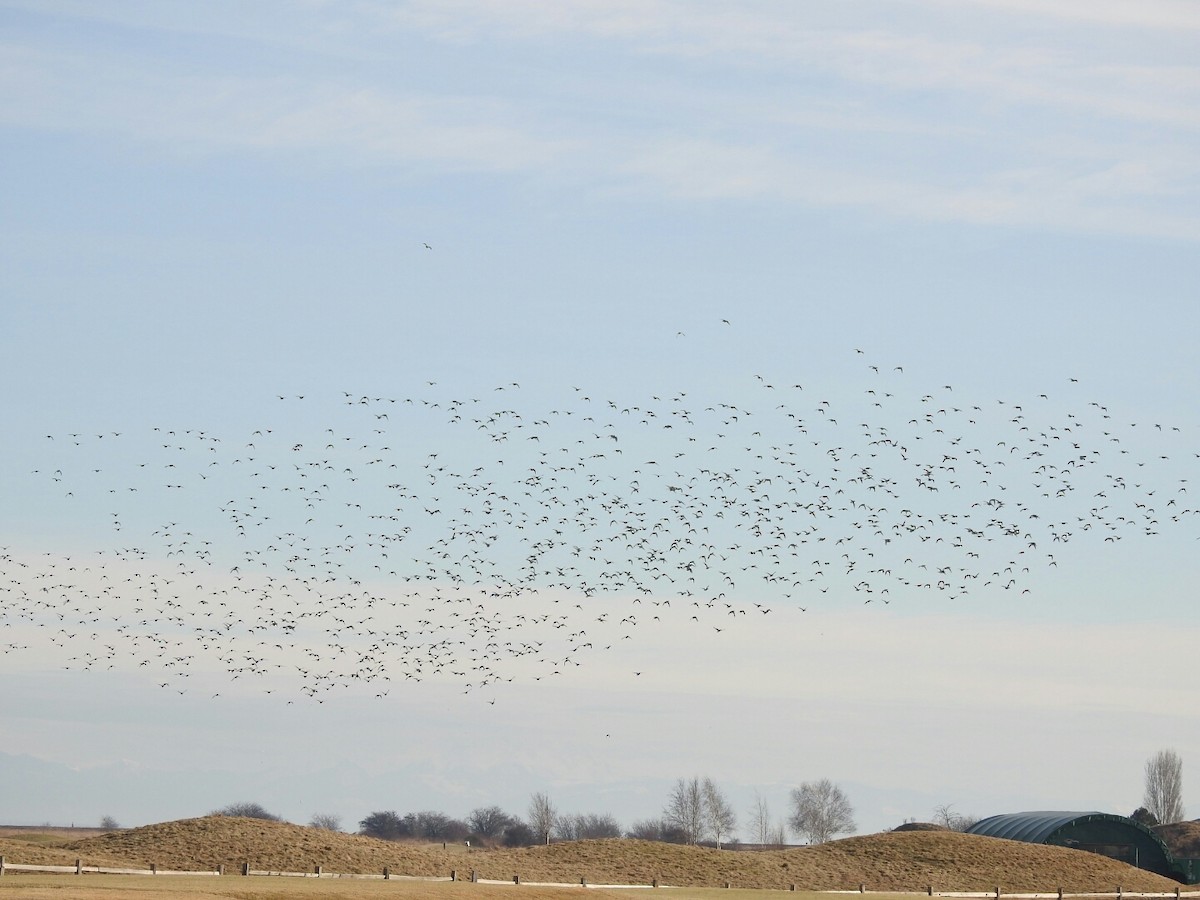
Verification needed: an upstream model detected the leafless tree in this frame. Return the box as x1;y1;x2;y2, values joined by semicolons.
212;802;282;821
555;812;622;840
931;804;977;832
359;810;407;840
502;820;536;846
1144;749;1185;824
703;778;736;848
468;806;514;839
626;818;689;843
664;776;706;844
628;818;664;841
748;791;773;846
309;813;342;831
789;779;856;844
769;821;788;848
99;815;120;831
411;811;470;842
528;792;557;844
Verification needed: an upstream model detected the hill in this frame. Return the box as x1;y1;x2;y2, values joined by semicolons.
1156;820;1200;859
0;816;1185;891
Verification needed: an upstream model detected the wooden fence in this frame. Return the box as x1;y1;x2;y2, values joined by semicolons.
1;856;1199;897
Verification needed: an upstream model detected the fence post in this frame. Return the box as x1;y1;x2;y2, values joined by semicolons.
582;876;588;886
151;863;157;874
218;865;225;876
860;883;866;893
242;862;250;876
471;869;478;883
653;878;659;888
384;867;390;880
450;869;457;882
315;865;322;876
76;859;82;875
1057;888;1063;900
514;874;520;884
1;854;5;876
995;887;1000;899
725;881;731;889
928;887;933;896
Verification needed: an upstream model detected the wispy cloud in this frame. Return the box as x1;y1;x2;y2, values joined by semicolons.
0;43;574;171
2;2;1198;240
619;136;1200;241
947;0;1200;31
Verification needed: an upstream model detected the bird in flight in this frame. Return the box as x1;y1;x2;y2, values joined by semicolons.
8;346;1193;704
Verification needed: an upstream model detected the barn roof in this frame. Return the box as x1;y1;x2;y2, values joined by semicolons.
967;811;1113;843
968;811;1197;884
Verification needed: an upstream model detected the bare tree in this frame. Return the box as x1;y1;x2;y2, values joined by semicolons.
556;812;622;840
931;804;977;832
555;813;582;841
769;820;788;848
627;818;666;841
309;813;342;831
789;779;856;844
1144;749;1185;824
406;810;469;842
359;810;408;840
627;818;690;843
528;792;557;844
99;815;120;831
502;820;536;846
664;777;706;844
468;806;514;840
748;791;773;846
212;802;282;821
703;778;736;848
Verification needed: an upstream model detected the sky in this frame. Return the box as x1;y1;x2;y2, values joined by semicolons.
1;1;1198;838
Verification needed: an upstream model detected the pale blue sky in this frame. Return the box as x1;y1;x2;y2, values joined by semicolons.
1;2;1197;835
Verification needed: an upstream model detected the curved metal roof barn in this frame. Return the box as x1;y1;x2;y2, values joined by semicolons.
967;812;1194;883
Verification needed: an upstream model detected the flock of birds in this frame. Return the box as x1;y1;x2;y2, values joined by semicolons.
3;351;1196;701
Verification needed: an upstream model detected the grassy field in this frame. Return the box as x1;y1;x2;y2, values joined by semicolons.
1;816;1195;899
0;828;110;844
0;876;913;900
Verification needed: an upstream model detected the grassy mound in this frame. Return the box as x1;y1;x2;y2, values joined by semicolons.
56;816;459;875
472;832;1185;891
0;816;1181;891
1156;820;1200;858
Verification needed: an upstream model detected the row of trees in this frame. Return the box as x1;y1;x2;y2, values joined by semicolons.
620;777;855;847
354;779;856;849
358;809;515;844
660;777;737;846
203;751;1186;847
358;797;623;847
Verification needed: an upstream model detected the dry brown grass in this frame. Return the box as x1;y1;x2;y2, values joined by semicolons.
0;817;1186;893
0;827;109;843
468;831;1186;892
0;874;612;900
1156;822;1200;859
0;875;866;900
